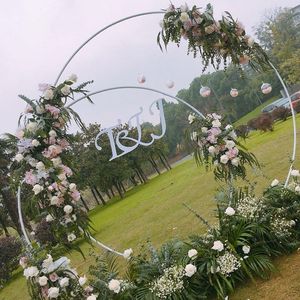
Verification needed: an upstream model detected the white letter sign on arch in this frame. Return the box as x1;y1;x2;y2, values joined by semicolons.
94;98;167;161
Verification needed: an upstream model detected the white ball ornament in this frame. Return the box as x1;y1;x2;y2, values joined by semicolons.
230;88;239;97
137;74;146;84
166;80;175;89
261;83;272;94
200;86;211;97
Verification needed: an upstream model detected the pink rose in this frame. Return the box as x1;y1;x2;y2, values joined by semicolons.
206;134;217;144
49;273;58;282
45;105;60;118
25;170;38;186
71;190;81;201
226;148;239;159
62;165;73;177
58;139;69;149
38;83;51;92
44;145;62;158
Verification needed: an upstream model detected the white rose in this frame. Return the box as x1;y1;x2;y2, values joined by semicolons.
36;161;45;170
26;121;38;133
229;131;237;139
58;173;66;181
108;279;121;293
295;186;300;193
271;179;279;187
211;240;224;252
201;127;208;133
32;139;40;147
15;153;24;162
44;89;54;100
50;196;60;205
51;157;62;168
180;3;189;11
48;287;60;299
180;12;189;23
68;74;78;83
212;119;221;127
38;276;48;286
61;85;71;96
225;124;233;131
188;114;195;124
208;146;216;155
67;233;76;242
64;205;73;214
247;36;255;46
220;154;229;164
184;264;197;277
231;157;240;167
42;254;53;269
188;249;198;259
36;105;45;114
69;183;77;191
123;248;133;260
79;275;87;286
87;295;97;300
291;169;300;177
49;130;57;137
59;277;69;288
23;266;39;279
225;207;235;216
242;245;250;254
32;184;43;195
225;140;235;149
46;214;54;222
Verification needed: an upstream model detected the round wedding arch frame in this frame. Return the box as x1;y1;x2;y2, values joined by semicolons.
17;10;297;257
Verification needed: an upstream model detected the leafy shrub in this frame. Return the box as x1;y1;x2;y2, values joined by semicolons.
272;107;290;121
35;219;57;246
235;125;249;140
0;236;22;283
247;113;274;132
293;101;300;113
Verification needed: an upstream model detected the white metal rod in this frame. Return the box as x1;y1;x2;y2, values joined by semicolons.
66;85;205;119
269;62;297;187
17;184;32;247
54;11;164;86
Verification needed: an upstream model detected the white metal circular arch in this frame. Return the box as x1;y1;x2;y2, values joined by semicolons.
17;9;297;258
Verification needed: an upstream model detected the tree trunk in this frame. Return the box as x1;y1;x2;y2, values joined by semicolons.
161;152;172;169
138;167;148;182
94;187;106;205
130;176;138;186
149;157;160;175
80;195;89;212
105;190;111;199
110;188;115;197
114;183;124;199
158;153;170;171
90;187;100;205
135;169;144;183
120;181;126;193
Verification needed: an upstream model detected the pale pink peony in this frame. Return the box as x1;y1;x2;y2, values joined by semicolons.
43;145;62;159
25;170;38;186
45;105;60;118
49;273;59;282
38;83;51;92
71;190;81;201
226;148;239;159
62;165;73;177
58;139;69;149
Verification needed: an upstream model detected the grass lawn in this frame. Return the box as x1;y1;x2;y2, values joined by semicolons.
1;115;299;300
234;95;280;127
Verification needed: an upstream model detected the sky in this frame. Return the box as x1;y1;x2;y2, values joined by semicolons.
0;0;299;135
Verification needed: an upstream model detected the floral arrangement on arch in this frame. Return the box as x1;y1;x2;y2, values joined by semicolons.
13;75;93;247
20;253;95;300
158;3;270;72
187;113;259;182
